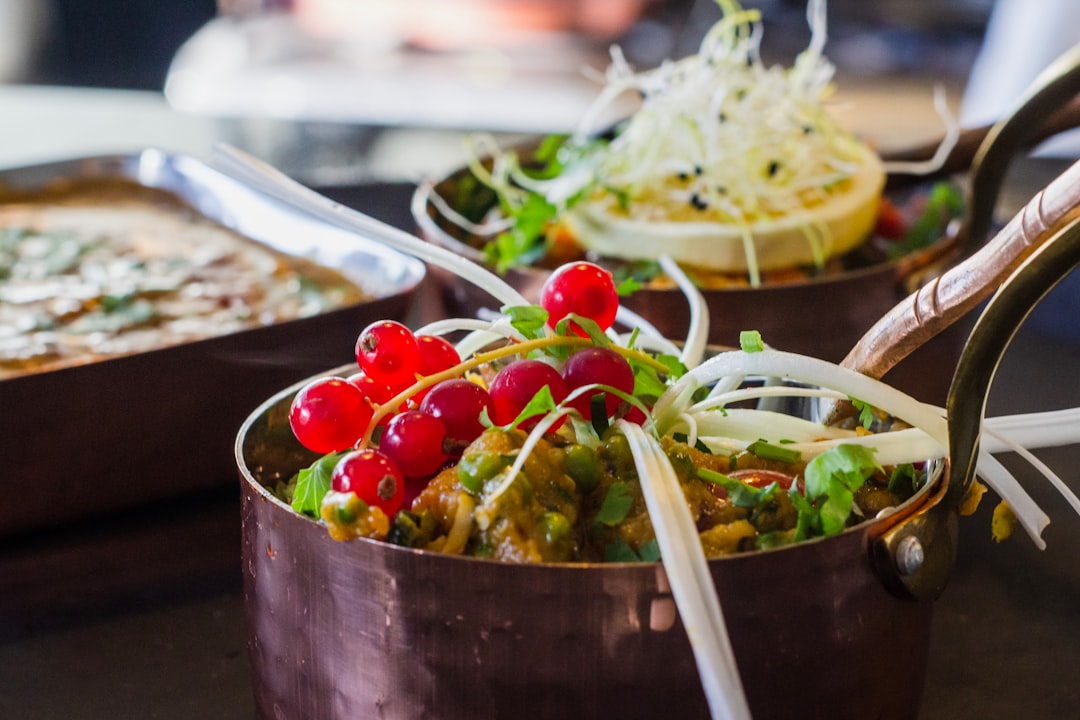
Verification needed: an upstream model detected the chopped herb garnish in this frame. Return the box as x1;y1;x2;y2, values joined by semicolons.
291;451;346;517
746;439;802;464
594;482;634;527
739;330;764;353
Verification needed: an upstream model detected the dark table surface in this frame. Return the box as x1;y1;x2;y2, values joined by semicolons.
3;163;1080;719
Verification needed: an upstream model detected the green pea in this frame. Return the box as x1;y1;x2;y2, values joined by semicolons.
601;433;632;467
538;511;572;545
457;451;507;493
564;443;600;493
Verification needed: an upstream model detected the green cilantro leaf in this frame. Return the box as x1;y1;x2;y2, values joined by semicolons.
637;539;661;562
802;444;881;536
887;181;964;260
850;398;876;430
615;276;641;296
603;537;642;562
503;304;550;340
506;385;558;432
887;463;921;495
291;451;346;517
594;482;634;527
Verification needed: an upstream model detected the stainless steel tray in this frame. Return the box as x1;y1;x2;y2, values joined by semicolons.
0;150;425;537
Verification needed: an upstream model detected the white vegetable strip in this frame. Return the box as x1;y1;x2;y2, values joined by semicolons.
654;350;949;454
690;385;847;414
687;407;858;444
614;305;668;344
618;421;751;720
982;423;1080;532
659;254;709;369
983;408;1080;451
974;449;1051;549
881;85;960;176
481;407;575;511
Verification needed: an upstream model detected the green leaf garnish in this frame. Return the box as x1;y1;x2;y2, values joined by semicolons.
503;304;550;339
802;444;881;536
850;398;876;430
506;385;558;432
291;451;346;517
887;181;964;260
637;539;661;562
615;276;641;296
594;482;633;527
887;463;921;495
603;537;642;562
697;468;780;508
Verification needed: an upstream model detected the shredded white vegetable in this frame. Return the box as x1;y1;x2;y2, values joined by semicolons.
619;421;751;720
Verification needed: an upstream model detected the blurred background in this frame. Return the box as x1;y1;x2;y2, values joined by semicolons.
0;0;1004;184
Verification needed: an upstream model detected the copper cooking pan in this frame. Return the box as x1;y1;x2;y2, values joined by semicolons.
232;211;1080;720
235;365;950;720
411;43;1080;406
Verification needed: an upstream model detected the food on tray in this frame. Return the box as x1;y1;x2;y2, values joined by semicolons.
275;259;955;561
0;178;365;379
430;0;961;287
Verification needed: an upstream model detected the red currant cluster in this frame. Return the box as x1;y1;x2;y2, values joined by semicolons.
288;261;628;522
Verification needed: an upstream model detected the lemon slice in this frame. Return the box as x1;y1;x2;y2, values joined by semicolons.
562;141;886;274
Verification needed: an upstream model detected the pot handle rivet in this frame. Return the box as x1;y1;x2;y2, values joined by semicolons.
895;535;925;576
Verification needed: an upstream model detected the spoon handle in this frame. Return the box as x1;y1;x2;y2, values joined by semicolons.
842;156;1080;380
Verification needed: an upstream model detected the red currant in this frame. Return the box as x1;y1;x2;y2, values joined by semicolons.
331;448;405;516
347;371;394;404
419;378;495;449
355;320;420;388
379;410;449;478
540;262;619;336
488;359;567;430
562;347;635;420
289;377;373;454
417;335;461;376
411;335;462;405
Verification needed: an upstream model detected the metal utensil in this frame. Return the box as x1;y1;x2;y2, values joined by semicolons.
946;213;1080;506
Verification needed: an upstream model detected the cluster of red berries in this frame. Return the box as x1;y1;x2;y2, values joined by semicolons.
288;261;627;518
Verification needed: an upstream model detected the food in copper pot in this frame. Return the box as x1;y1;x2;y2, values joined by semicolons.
0;178;365;379
276;260;953;560
430;0;962;288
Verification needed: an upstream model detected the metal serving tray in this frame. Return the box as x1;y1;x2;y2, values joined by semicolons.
0;150;425;537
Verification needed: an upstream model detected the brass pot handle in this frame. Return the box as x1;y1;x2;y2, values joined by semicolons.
842;157;1080;383
956;43;1080;255
871;212;1080;602
946;213;1080;507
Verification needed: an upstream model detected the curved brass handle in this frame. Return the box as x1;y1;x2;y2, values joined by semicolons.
870;211;1080;602
946;214;1080;506
842;157;1080;382
957;43;1080;254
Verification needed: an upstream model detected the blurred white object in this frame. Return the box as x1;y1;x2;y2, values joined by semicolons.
0;0;50;82
962;0;1080;157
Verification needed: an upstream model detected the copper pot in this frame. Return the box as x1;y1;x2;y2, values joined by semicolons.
410;164;969;406
236;366;956;720
235;210;1080;720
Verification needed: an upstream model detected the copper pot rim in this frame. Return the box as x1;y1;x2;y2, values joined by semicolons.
235;362;949;571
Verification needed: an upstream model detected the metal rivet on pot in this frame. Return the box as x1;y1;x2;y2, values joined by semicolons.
895;535;925;576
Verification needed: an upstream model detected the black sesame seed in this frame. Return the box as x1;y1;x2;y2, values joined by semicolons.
690;194;709;211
